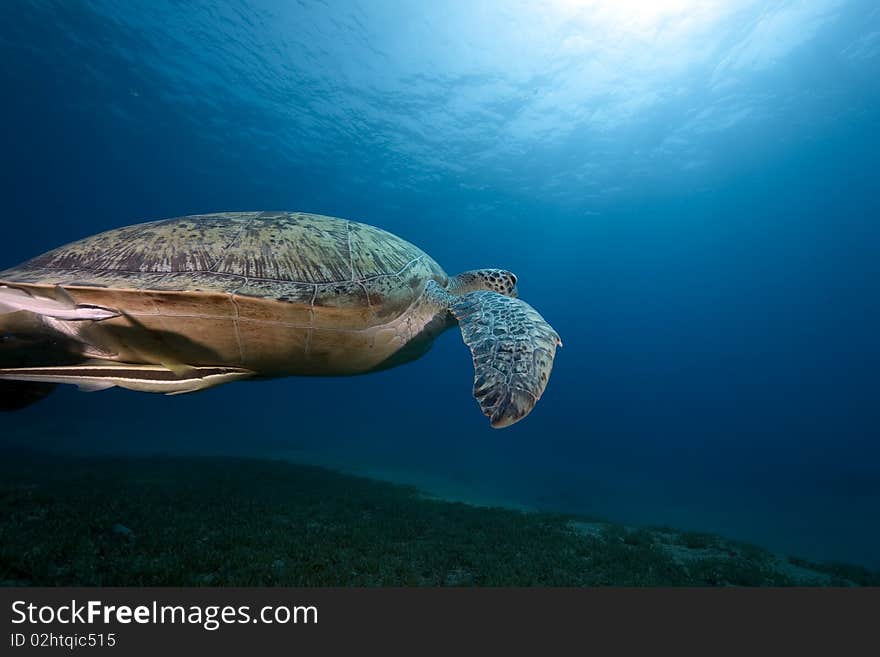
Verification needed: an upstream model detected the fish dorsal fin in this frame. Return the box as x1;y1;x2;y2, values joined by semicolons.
53;285;77;308
0;285;34;298
0;287;32;314
160;360;198;377
77;380;116;392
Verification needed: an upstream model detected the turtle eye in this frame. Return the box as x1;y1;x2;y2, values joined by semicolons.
507;273;518;297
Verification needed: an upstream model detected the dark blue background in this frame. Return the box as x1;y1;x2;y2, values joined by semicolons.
1;0;878;566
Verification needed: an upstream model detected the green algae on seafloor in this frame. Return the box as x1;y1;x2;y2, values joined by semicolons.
0;451;877;587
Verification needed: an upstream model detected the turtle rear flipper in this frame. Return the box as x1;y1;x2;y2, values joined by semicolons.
451;291;561;428
0;380;58;411
0;327;79;411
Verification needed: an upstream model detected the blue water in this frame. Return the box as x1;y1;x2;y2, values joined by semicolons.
1;0;879;567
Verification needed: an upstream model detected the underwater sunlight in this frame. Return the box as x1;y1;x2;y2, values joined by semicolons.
0;0;878;587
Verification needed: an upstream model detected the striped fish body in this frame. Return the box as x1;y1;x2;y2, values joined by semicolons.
0;364;253;395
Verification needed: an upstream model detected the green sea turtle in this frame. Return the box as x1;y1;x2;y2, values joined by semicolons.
0;212;561;427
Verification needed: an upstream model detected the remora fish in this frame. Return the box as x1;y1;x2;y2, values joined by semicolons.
0;363;255;394
0;285;119;321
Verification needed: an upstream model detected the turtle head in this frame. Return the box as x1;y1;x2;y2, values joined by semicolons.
447;269;518;298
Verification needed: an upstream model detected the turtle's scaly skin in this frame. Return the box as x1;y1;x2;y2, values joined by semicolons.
0;212;447;375
450;289;560;428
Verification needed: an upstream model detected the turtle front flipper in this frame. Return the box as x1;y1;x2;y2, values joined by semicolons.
451;291;561;428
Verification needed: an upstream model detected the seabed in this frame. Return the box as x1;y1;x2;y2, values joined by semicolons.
1;450;877;587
